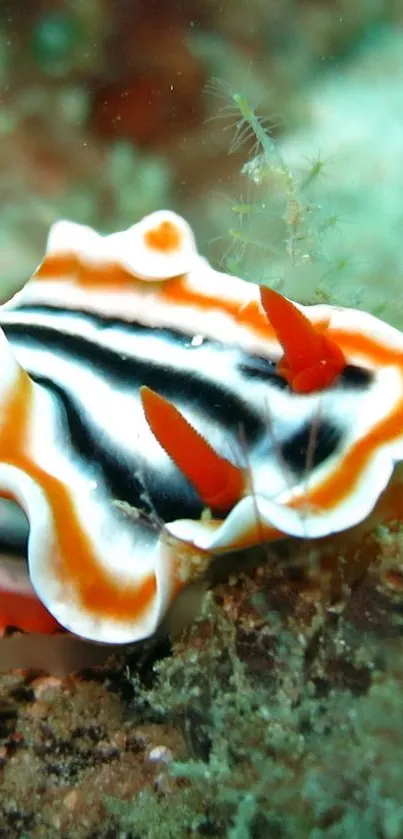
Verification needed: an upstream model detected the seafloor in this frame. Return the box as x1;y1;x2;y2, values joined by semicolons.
2;525;403;838
1;1;403;837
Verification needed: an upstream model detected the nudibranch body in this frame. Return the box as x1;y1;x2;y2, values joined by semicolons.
0;209;402;645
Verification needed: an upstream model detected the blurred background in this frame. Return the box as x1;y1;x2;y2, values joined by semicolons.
0;0;402;323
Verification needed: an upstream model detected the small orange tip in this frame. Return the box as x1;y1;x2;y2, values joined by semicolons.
140;386;246;512
260;286;346;393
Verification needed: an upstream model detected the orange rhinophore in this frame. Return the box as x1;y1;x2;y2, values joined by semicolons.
260;286;346;393
140;386;246;512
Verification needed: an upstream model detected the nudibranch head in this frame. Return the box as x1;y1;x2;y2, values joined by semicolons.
0;209;402;652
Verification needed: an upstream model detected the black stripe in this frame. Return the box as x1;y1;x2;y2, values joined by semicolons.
280;418;343;475
340;364;373;389
10;305;373;392
238;354;288;389
30;374;205;523
8;302;288;387
3;322;264;444
7;303;202;348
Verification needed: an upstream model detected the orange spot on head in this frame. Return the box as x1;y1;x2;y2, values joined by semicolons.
260;287;346;393
141;386;245;512
144;220;181;254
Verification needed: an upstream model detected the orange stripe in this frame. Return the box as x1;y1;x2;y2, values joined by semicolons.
162;279;274;338
36;254;351;351
222;521;283;552
36;254;403;373
0;370;158;625
35;256;158;292
36;255;79;281
329;330;403;367
291;395;403;514
35;255;277;340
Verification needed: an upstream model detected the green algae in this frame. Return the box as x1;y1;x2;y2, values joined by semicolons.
209;30;403;329
205;79;347;306
106;577;403;838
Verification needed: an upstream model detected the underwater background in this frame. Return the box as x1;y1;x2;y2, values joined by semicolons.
1;1;403;837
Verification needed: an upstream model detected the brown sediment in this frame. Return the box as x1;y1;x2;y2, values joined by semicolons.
0;633;123;676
